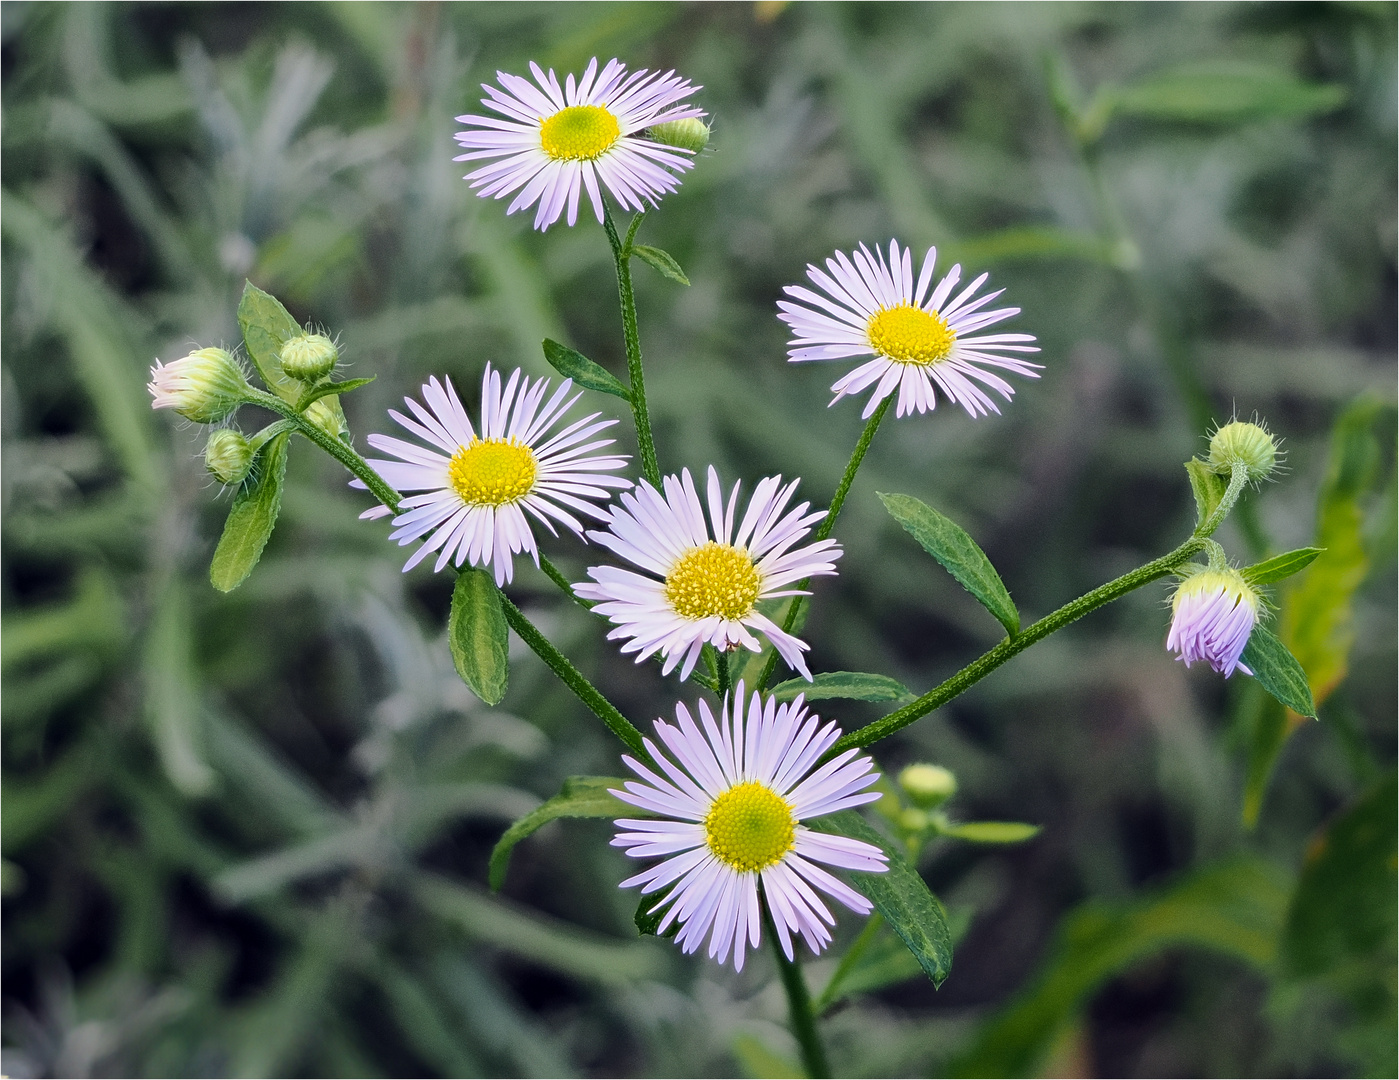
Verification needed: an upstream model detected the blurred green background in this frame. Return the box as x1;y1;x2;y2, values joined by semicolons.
3;3;1395;1076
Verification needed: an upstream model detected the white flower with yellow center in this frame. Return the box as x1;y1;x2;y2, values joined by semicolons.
357;365;630;584
575;467;841;681
453;57;705;231
778;240;1041;419
612;683;887;970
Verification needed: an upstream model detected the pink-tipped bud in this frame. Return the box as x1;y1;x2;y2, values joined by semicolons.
1167;567;1260;677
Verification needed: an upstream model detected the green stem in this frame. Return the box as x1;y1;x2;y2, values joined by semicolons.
715;647;731;700
763;896;829;1079
602;204;661;488
538;553;590;609
496;590;650;761
1194;462;1249;540
833;534;1208;752
814;913;883;1015
757;398;892;689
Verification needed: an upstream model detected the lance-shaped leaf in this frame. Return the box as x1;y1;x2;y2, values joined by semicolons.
541;339;631;402
490;776;637;891
449;568;509;706
879;492;1019;637
1241;547;1323;587
1242;626;1316;719
630;244;690;285
1185;458;1227;528
768;671;914;705
210;432;290;593
294;377;374;412
814;809;953;987
1111;62;1347;125
933;819;1041;844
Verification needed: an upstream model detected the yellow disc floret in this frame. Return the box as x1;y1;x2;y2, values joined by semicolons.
664;542;762;621
704;781;796;872
539;105;621;161
866;303;956;366
448;438;539;507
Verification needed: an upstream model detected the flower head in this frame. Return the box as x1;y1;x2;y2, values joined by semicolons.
147;347;249;424
454;57;705;231
1167;566;1260;677
575;467;841;680
357;365;631;584
612;683;887;970
778;240;1040;419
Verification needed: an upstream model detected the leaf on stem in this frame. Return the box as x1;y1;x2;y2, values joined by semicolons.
293;377;374;412
237;281;303;400
933;819;1041;844
489;776;637;891
1185;458;1226;528
629;244;690;285
209;432;290;593
878;492;1020;637
634;893;680;939
769;671;914;705
541;339;631;402
1242;626;1316;719
449;569;509;706
1240;547;1322;587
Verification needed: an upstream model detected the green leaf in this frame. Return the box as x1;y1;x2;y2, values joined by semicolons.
1111;62;1348;125
935;820;1042;844
209;432;289;593
878;492;1020;637
489;777;635;891
1242;626;1317;719
237;280;303;401
541;339;631;402
634;893;680;939
630;244;690;285
768;671;914;705
449;568;509;706
1241;547;1323;587
814;809;953;987
1185;458;1226;528
293;377;374;412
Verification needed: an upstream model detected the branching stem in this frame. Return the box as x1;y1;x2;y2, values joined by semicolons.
602;204;661;487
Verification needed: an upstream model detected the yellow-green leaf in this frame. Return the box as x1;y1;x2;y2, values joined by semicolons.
449;568;509;705
209;433;289;593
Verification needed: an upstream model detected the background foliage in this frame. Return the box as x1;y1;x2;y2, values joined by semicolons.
2;3;1395;1076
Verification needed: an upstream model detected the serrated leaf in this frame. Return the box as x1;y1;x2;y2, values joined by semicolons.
1186;458;1227;528
1111;62;1348;125
1241;547;1323;587
449;568;509;706
237;280;303;401
209;433;289;593
489;777;635;891
935;820;1042;844
814;809;953;987
768;671;914;705
293;376;374;412
630;244;690;285
879;492;1019;637
1242;626;1316;719
541;339;631;402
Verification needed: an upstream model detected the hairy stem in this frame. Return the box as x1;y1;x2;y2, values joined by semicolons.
602;204;661;487
763;898;829;1079
1194;462;1250;540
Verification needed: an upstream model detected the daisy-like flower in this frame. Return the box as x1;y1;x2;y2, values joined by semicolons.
778;240;1041;419
1166;566;1260;677
575;467;841;681
357;365;631;584
612;683;887;970
453;57;705;231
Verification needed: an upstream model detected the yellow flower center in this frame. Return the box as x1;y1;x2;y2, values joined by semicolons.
539;105;621;161
704;781;796;872
664;542;762;621
448;438;538;507
866;303;956;366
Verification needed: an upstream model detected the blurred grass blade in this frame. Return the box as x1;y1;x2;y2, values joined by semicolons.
1242;547;1323;587
375;960;485;1078
489;776;633;891
450;568;509;705
879;492;1020;637
541;338;631;401
214;825;378;903
204;709;344;837
144;577;215;795
731;1034;803;1079
815;917;924;1014
0;566;123;673
1110;62;1348;125
210;432;290;593
1241;626;1316;720
768;671;914;705
630;244;690;285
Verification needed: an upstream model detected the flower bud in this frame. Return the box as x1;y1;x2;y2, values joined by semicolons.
204;430;253;485
1167;566;1260;677
147;347;249;424
899;807;930;833
1208;421;1277;484
898;763;958;808
278;333;338;381
645;117;711;154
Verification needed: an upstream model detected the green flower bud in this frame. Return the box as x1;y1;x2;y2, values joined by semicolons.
278;333;338;381
1208;421;1278;484
645;117;711;154
147;347;249;424
898;763;958;808
204;429;253;485
899;807;930;833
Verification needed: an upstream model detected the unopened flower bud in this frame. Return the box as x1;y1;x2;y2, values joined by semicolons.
147;347;249;424
898;763;958;808
278;333;338;381
204;430;253;485
1167;566;1260;678
1208;421;1278;484
646;117;711;153
899;807;930;833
